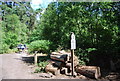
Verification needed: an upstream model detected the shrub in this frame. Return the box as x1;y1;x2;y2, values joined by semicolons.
34;67;41;73
34;61;49;73
76;48;97;65
38;61;49;72
5;32;18;49
28;40;52;53
0;43;18;54
0;44;9;54
7;48;18;53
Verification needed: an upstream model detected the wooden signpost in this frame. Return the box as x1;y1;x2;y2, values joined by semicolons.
71;32;76;76
34;51;38;64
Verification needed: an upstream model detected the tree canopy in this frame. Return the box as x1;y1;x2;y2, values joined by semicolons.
0;1;120;68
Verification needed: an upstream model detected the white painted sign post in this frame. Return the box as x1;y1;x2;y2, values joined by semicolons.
71;32;76;76
71;32;76;50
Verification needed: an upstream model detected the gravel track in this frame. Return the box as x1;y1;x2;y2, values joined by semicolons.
0;53;39;79
0;53;115;81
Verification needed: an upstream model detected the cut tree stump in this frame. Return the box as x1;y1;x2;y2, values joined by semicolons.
75;65;101;79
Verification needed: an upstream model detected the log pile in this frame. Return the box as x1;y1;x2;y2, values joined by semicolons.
45;50;101;79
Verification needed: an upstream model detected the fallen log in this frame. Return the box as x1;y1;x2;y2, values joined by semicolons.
61;67;68;75
45;63;60;75
47;60;68;69
65;63;71;68
51;53;79;65
51;50;71;62
51;50;71;55
75;65;101;79
51;52;61;55
52;60;63;67
50;54;68;62
58;50;71;55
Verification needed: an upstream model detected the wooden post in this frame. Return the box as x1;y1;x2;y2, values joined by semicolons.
71;32;76;76
71;49;74;76
34;51;38;64
34;54;37;64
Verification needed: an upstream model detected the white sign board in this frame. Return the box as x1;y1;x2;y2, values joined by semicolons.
71;33;76;49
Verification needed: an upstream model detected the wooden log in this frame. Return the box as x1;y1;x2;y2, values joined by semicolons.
47;60;66;68
58;50;71;55
45;63;60;75
52;60;63;67
50;54;68;62
51;52;61;55
48;60;71;74
50;57;65;62
51;50;71;55
61;67;68;75
50;53;78;63
50;54;79;68
51;50;71;62
66;63;71;68
75;66;101;79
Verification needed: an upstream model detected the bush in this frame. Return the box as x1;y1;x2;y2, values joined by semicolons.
34;67;41;73
7;48;18;53
28;40;52;53
76;48;97;65
34;61;49;73
5;32;18;49
0;44;9;54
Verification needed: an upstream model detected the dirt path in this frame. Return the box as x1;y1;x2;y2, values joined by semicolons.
0;53;40;79
0;53;114;80
0;53;79;80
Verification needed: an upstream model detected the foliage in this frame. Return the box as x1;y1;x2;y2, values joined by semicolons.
34;56;49;73
4;32;18;49
28;40;52;53
34;67;42;73
0;21;4;54
7;48;18;53
37;2;120;67
34;61;49;73
0;1;120;68
76;48;97;65
38;61;49;72
0;2;34;53
0;44;9;54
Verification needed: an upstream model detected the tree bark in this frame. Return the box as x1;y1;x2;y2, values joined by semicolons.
45;63;60;75
75;66;101;79
50;54;68;62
